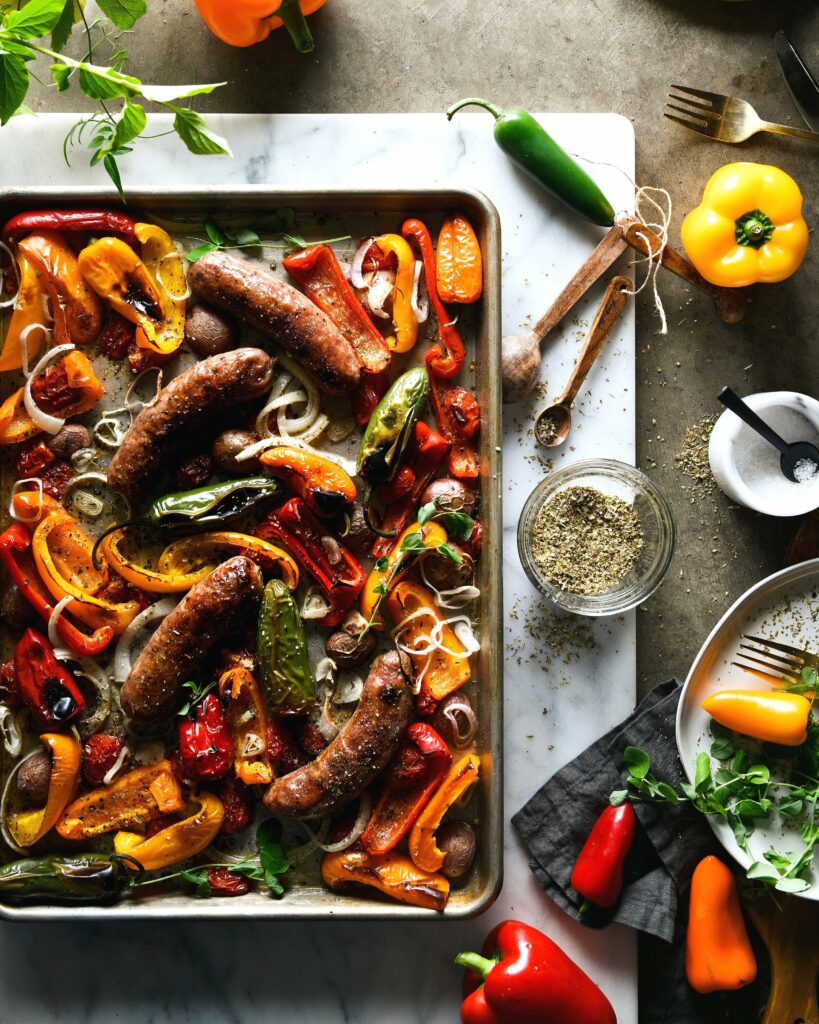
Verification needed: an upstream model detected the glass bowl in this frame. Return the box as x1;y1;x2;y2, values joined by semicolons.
517;459;676;616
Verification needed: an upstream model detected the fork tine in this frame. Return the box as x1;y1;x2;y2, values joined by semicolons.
670;84;721;105
742;634;807;662
667;95;721;118
663;113;711;136
735;653;802;682
665;102;719;124
732;660;800;686
738;643;800;669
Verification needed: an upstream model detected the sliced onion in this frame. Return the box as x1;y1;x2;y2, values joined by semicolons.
366;269;395;320
0;240;19;308
241;733;265;757
19;322;51;373
23;343;75;436
113;598;177;684
287;817;331;866
72;491;104;519
449;617;481;655
93;408;131;449
411;260;429;323
47;596;73;648
125;368;163;413
70;447;99;472
8;478;43;522
437;694;478;749
418;558;480;608
0;707;22;758
235;435;357;478
332;671;364;705
317;694;340;742
315;657;337;687
350;237;375;289
157;251;192;302
326;416;355;443
321;536;342;566
102;744;129;785
317;793;371;853
301;586;332;621
1;751;41;854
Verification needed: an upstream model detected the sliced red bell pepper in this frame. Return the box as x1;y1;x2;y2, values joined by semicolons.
283;244;390;375
458;919;617;1024
256;497;366;628
401;218;465;378
571;802;636;909
15;628;86;728
352;369;390;427
428;373;480;479
372;422;451;559
178;693;234;782
2;209;137;245
361;723;452;856
0;524;113;656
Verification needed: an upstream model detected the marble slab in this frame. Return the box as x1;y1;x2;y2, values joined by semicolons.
0;113;638;1023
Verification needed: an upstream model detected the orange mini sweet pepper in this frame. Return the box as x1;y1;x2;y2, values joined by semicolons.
321;849;450;911
408;753;480;872
194;0;324;52
6;733;82;849
0;252;49;372
701;689;811;747
114;792;224;872
686;855;757;994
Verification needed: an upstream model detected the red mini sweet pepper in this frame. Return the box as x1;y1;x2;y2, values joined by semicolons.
14;628;87;728
178;693;234;782
571;802;636;910
2;209;137;245
457;919;617;1024
361;722;452;856
256;497;366;627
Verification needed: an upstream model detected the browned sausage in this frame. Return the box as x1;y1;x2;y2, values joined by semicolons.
188;251;361;396
121;556;263;724
264;651;412;818
107;347;273;504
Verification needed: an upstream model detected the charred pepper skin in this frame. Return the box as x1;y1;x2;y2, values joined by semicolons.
14;628;86;728
0;854;127;903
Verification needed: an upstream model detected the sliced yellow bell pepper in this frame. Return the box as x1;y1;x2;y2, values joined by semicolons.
681;163;809;287
114;792;224;872
6;733;82;849
374;234;419;353
359;520;448;625
0;252;49;372
133;223;187;355
701;689;811;747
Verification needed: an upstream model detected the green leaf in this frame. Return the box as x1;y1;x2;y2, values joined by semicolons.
185;241;219;263
746;860;780;882
110;99;146;151
694;752;712;793
4;0;65;39
437;542;463;564
180;867;212;897
733;798;771;819
230;227;261;246
95;0;146;30
374;556;389;572
256;819;289;898
281;232;308;250
778;795;805;818
102;153;125;201
50;61;71;91
445;511;476;542
730;815;751;850
624;746;650;780
680;782;697;801
77;63;140;101
140;81;225;104
400;532;426;554
50;0;75;51
775;876;811;894
609;790;628;806
0;39;37;60
205;219;226;246
745;765;770;785
417;499;438;526
0;53;28;126
374;583;389;596
172;106;233;158
654;782;679;804
710;737;735;761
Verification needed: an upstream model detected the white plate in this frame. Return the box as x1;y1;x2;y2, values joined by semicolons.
676;558;819;899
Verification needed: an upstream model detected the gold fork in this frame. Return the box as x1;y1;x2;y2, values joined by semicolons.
665;85;819;145
732;634;819;688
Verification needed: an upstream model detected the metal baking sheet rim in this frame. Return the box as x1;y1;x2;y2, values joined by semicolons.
676;557;819;891
0;185;503;922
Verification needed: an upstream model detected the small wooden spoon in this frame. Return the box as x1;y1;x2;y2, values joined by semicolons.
534;275;631;449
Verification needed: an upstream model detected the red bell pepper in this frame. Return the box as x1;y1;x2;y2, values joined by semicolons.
14;628;86;728
352;369;390;428
428;374;480;479
256;497;366;628
283;244;390;375
0;524;113;656
2;209;137;245
372;422;451;559
457;919;617;1024
361;723;452;856
571;802;636;910
178;693;234;782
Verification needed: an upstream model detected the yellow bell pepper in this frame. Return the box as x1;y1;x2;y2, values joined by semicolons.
0;252;49;372
133;223;187;355
114;792;224;872
374;234;419;352
359;520;448;625
193;0;325;52
409;753;480;872
681;163;809;287
6;733;82;849
701;689;811;747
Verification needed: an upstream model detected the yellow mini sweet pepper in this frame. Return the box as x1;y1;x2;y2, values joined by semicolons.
374;234;419;353
0;252;49;372
194;0;324;52
701;689;811;747
681;163;809;287
6;733;82;849
114;792;224;872
133;223;187;355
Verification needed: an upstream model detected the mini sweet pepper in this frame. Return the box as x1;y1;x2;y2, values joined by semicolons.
193;0;324;52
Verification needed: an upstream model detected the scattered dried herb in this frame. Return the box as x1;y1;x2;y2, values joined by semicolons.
675;414;718;498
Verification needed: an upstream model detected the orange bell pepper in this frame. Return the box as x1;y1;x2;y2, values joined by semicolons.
408;753;480;872
387;579;471;700
114;792;224;871
132;223;187;355
686;855;757;994
194;0;325;52
258;446;357;518
436;215;483;304
57;760;185;840
17;231;103;345
6;733;82;849
0;252;49;372
701;689;811;747
321;849;450;911
218;667;273;785
359;520;448;625
0;350;104;445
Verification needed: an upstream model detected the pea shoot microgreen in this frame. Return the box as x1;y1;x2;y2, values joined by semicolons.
0;0;231;198
185;214;353;263
417;496;476;542
176;679;216;717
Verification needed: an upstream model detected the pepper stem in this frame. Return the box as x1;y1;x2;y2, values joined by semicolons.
734;208;775;250
446;98;503;122
276;0;315;53
454;951;499;979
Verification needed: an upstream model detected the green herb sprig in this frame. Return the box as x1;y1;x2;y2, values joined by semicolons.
0;0;231;197
176;679;217;717
417;495;476;542
186;214;353;263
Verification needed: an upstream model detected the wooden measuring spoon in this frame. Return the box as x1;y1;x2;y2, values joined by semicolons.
745;892;819;1024
534;275;631;449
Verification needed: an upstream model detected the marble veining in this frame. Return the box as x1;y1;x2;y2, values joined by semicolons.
0;113;637;1023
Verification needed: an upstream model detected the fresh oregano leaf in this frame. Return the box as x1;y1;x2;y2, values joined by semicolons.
172;106;233;158
0;53;28;125
95;0;147;30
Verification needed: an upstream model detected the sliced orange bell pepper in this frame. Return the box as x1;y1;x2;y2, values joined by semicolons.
114;792;224;872
321;849;450;911
0;251;49;372
408;753;480;873
6;733;82;849
193;0;325;52
387;579;471;700
57;760;185;840
701;689;811;747
436;215;483;304
686;855;757;993
218;667;273;785
359;520;448;625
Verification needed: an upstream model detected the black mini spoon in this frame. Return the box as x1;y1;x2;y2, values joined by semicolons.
717;386;819;483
